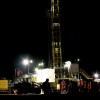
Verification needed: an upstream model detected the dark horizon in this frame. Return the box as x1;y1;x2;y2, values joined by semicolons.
0;0;100;80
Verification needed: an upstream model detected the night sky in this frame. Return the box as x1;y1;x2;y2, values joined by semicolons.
0;0;100;80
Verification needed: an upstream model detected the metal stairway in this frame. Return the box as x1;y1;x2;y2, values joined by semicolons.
80;68;92;80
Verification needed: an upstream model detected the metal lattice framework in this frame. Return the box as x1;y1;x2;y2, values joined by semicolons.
48;0;62;78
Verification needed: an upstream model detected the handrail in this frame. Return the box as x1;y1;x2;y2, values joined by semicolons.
80;68;92;79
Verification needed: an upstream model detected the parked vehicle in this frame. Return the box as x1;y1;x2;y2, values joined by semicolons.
13;82;41;94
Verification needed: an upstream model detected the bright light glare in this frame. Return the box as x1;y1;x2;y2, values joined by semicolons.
64;61;71;68
94;73;99;78
39;62;44;66
22;59;29;66
30;60;33;63
35;68;38;72
77;58;80;62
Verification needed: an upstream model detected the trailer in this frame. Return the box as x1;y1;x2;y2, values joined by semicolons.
0;80;8;93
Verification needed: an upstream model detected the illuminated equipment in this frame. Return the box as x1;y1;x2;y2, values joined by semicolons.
71;63;79;78
64;61;72;78
48;0;62;78
71;63;79;73
36;68;55;83
0;80;8;93
57;84;60;90
64;61;71;72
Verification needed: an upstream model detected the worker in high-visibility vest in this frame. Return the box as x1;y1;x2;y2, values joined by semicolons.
84;81;86;89
61;80;66;93
87;82;91;92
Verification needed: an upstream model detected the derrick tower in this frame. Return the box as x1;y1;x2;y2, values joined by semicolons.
48;0;62;78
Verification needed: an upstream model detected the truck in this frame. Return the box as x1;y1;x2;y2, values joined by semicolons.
0;80;8;93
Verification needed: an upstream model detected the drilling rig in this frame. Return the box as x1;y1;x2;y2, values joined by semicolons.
48;0;63;78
